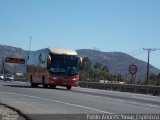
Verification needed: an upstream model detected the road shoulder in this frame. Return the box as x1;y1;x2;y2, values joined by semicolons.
0;103;28;120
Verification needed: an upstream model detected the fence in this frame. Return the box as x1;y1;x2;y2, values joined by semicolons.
79;81;160;96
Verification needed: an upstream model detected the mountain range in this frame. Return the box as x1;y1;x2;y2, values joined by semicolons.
0;45;159;80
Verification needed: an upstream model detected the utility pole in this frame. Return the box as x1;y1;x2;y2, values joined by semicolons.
28;36;32;60
143;48;159;85
0;50;5;75
29;36;32;52
2;59;5;75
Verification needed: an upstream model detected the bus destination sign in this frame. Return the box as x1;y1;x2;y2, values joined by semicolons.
5;57;25;64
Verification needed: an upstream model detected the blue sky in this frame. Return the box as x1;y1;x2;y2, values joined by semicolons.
0;0;160;68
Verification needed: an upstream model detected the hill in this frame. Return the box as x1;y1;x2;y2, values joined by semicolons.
0;45;159;80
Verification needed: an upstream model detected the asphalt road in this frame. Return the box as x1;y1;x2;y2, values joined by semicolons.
0;80;160;120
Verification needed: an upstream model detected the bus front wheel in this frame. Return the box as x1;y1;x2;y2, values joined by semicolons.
42;76;48;88
67;86;71;90
30;76;38;87
50;85;56;89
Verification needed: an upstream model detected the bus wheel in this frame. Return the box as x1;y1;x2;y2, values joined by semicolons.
42;77;48;88
31;83;38;87
31;83;34;87
50;85;56;89
30;76;38;87
67;86;71;90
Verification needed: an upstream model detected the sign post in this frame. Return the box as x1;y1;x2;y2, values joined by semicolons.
129;64;138;84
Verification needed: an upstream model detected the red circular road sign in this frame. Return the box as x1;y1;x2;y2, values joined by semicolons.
129;64;138;74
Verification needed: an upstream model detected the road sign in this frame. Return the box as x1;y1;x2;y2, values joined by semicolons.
129;64;138;74
5;57;25;64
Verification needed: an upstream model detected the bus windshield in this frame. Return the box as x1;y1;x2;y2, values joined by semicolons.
49;54;79;75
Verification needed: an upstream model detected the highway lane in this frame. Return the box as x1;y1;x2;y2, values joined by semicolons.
0;81;160;120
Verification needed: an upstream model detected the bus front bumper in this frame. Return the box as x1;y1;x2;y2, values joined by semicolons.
50;80;79;87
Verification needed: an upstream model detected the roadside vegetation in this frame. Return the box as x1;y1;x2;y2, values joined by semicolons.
79;57;123;83
79;57;160;86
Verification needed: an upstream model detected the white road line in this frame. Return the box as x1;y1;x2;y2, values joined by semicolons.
131;96;160;102
0;91;112;114
145;104;160;109
74;91;160;109
76;87;160;98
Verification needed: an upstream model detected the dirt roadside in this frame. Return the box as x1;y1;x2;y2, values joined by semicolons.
0;104;28;120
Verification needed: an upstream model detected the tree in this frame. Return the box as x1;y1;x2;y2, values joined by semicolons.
102;65;109;73
1;68;11;75
93;62;109;81
79;57;124;82
157;73;160;85
157;73;160;79
117;74;123;82
94;62;103;70
150;73;157;80
79;57;92;81
80;57;92;71
149;73;158;85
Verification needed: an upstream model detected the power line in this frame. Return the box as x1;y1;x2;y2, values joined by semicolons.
128;48;146;57
129;48;143;54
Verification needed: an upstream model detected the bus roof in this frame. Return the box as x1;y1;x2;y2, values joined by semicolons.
49;48;77;56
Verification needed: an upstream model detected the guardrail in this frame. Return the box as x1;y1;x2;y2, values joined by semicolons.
79;81;160;96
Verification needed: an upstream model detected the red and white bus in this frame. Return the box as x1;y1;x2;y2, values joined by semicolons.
27;48;81;90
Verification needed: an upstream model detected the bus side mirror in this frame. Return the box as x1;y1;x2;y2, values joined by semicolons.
78;57;82;67
47;55;51;65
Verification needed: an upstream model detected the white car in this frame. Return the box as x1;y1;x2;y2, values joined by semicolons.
0;74;4;80
4;74;14;81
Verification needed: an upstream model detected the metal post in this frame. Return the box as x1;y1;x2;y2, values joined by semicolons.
131;74;134;84
146;50;150;85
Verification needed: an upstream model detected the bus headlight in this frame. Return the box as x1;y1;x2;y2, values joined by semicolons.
52;77;59;80
72;78;78;81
